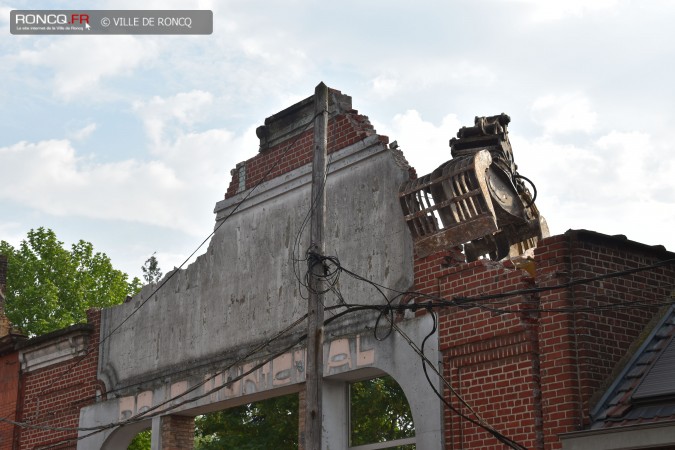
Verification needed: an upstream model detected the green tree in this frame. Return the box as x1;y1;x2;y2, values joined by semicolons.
127;429;151;450
193;376;414;449
0;227;140;336
350;376;415;447
195;394;299;450
141;252;162;284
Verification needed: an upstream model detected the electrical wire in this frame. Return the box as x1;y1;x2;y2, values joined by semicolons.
310;254;675;314
301;249;529;448
300;255;675;448
25;302;386;448
305;252;530;449
8;254;675;446
102;110;325;346
12;111;325;431
9;116;675;445
416;312;528;450
290;111;336;301
4;312;310;445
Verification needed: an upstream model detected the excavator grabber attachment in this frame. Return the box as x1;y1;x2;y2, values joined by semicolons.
399;113;547;261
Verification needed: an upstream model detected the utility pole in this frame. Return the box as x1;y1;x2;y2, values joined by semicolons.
305;82;328;450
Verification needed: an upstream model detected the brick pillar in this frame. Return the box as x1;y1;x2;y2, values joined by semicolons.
536;235;581;450
0;254;10;337
298;388;306;450
0;254;6;287
160;415;195;450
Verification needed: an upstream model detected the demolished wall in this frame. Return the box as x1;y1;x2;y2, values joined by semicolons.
77;88;443;449
410;230;675;449
97;88;414;392
3;87;674;450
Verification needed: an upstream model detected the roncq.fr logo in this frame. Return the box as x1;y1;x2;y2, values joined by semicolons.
14;13;90;26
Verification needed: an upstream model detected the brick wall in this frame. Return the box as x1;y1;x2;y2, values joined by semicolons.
298;389;306;450
0;254;10;337
414;230;674;449
225;106;387;199
427;254;540;449
160;415;195;450
17;309;102;450
536;232;674;449
0;351;20;450
0;254;6;289
1;254;20;450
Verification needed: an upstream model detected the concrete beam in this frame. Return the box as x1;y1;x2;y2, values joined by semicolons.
561;421;675;450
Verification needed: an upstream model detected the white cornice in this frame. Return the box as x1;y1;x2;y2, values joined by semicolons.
20;329;90;373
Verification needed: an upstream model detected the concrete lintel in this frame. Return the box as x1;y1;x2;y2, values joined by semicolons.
560;421;675;450
79;316;442;450
214;134;386;219
19;327;91;373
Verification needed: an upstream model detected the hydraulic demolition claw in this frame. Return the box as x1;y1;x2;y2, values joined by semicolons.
399;114;548;261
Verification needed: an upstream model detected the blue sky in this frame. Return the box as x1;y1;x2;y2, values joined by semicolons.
1;0;674;279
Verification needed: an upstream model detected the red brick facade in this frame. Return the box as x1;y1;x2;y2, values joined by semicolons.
2;94;674;449
15;310;102;450
0;254;22;450
0;350;21;449
160;415;194;450
412;231;674;449
225;97;387;199
6;232;671;449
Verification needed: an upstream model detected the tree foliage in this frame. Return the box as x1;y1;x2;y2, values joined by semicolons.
350;376;415;447
195;394;299;450
141;252;162;284
0;227;140;336
0;229;415;446
193;376;414;449
127;429;151;450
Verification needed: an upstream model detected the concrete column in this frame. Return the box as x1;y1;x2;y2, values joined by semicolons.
322;379;349;449
151;416;161;450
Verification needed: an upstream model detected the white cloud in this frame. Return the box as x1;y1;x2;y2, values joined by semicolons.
509;128;675;248
0;221;24;247
374;110;463;176
131;89;258;193
0;88;261;240
133;90;214;148
531;93;598;135
0;121;257;236
68;123;97;141
0;6;13;27
369;60;496;98
510;134;603;203
371;75;399;99
13;36;160;100
594;130;675;200
509;0;620;22
2;0;675;265
443;61;497;86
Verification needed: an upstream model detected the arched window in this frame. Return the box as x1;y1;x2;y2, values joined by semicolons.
127;429;151;449
349;375;416;449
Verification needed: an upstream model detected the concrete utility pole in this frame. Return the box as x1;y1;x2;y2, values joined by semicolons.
305;82;328;450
